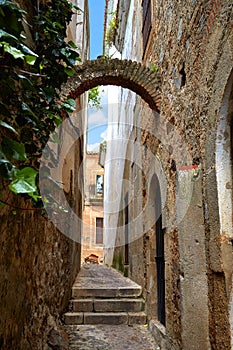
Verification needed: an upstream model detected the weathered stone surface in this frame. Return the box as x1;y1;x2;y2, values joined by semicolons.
61;59;161;111
84;312;128;325
0;1;88;349
72;299;94;312
93;298;144;312
72;287;118;298
101;0;233;349
64;312;84;325
128;312;147;326
47;329;69;350
64;324;159;350
118;287;142;298
65;265;146;326
0;191;81;350
72;264;142;298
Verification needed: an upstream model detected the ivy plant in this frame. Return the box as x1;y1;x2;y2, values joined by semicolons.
88;86;103;110
0;0;81;205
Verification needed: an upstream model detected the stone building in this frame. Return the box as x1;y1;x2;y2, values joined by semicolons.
0;1;89;349
103;0;233;349
82;151;104;263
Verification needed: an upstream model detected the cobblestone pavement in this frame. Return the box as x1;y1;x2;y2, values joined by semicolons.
64;324;160;350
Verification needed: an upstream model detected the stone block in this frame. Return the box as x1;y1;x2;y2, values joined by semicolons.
118;287;142;298
128;312;147;325
84;312;128;325
94;298;144;312
72;299;94;312
64;312;83;325
72;287;118;298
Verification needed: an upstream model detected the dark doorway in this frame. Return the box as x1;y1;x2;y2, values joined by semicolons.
154;176;166;326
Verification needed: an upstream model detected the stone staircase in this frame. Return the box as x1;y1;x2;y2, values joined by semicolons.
64;264;146;325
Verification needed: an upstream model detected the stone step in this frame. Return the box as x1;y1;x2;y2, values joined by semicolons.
64;312;147;325
72;286;142;298
72;298;145;312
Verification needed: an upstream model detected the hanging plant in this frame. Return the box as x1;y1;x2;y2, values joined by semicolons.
0;0;81;205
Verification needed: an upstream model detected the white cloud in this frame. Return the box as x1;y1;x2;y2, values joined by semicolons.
87;143;100;153
88;110;107;126
100;128;108;141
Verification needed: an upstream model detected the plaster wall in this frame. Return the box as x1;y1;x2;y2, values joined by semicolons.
104;0;142;267
105;0;233;349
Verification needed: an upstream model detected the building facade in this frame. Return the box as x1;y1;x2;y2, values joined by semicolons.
82;152;104;263
103;0;233;349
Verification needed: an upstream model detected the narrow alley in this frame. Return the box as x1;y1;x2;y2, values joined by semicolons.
0;0;233;349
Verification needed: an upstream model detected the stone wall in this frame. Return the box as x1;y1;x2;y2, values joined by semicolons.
141;1;233;348
103;0;233;349
0;0;89;348
0;192;80;349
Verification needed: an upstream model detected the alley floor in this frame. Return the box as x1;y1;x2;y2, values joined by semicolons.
62;264;160;349
64;324;159;349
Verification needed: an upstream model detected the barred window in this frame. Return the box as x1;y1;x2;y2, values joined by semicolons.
142;0;152;56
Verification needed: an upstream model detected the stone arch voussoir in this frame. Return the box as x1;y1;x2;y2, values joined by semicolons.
61;58;161;111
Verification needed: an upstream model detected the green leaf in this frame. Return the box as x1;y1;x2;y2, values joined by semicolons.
19;44;38;65
0;121;18;134
2;139;26;161
68;40;77;49
64;67;75;76
25;55;37;65
47;113;62;127
21;102;37;118
19;44;38;57
0;153;15;179
1;41;24;59
9;180;35;195
0;29;17;41
0;1;25;13
28;192;40;201
9;167;38;195
62;98;76;112
73;5;83;13
17;74;34;89
41;87;56;102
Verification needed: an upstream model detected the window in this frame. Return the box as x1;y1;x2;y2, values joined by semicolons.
142;0;152;56
96;174;103;195
96;217;104;244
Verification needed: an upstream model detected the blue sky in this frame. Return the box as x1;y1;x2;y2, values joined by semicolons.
89;0;105;59
88;0;108;151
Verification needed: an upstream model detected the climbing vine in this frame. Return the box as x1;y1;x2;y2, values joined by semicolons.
88;86;103;110
104;11;118;49
0;0;81;204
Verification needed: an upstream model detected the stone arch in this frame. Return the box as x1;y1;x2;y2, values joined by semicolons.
61;58;161;111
